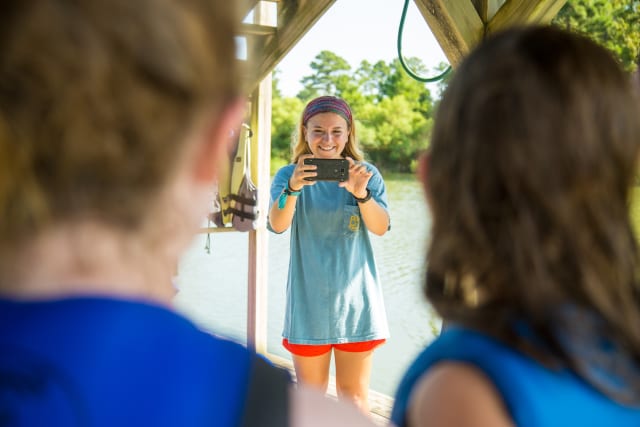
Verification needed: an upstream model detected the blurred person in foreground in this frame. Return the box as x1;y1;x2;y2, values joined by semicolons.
0;1;379;426
391;26;640;427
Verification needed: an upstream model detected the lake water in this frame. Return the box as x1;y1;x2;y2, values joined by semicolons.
174;175;441;397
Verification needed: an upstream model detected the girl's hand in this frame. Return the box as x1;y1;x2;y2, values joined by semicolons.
340;157;372;199
289;154;317;190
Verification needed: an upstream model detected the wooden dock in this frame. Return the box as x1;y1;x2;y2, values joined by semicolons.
268;354;393;426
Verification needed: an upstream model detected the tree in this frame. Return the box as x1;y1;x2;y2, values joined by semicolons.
353;60;383;100
379;58;435;119
269;1;638;172
271;75;304;164
553;0;640;70
271;51;438;172
358;96;432;172
271;68;284;99
433;62;454;100
297;50;359;101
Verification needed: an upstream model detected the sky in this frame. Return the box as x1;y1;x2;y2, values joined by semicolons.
271;0;449;97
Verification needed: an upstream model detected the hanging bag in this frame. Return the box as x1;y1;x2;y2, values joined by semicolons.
227;123;259;232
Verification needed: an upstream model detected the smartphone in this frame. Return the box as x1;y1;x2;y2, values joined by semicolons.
303;158;349;182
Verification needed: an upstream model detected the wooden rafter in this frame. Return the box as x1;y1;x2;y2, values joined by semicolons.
411;0;567;68
412;0;484;67
241;23;278;37
237;0;569;91
471;0;505;22
241;0;336;92
487;0;568;34
239;0;261;22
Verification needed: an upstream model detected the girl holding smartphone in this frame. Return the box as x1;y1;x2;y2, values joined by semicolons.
269;96;390;414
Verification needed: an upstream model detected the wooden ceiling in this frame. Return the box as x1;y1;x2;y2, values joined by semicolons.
238;0;568;92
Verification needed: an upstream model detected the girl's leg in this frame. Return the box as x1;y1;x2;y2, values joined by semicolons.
333;348;374;413
292;352;332;394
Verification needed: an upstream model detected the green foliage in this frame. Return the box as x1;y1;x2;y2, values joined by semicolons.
377;58;435;118
434;61;454;100
297;50;356;101
271;2;638;172
274;51;435;172
271;94;304;163
271;69;283;99
553;0;640;71
353;60;383;100
270;156;289;175
358;96;432;172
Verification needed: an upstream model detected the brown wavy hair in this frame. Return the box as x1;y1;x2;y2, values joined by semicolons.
0;0;240;246
425;26;640;403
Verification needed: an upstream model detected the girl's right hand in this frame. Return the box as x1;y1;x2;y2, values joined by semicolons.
289;154;317;191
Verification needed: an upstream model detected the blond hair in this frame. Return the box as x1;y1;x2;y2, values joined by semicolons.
291;97;363;163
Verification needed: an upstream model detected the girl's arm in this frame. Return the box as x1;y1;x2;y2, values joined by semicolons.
407;362;513;427
268;184;298;233
355;195;389;236
341;158;389;236
268;155;316;233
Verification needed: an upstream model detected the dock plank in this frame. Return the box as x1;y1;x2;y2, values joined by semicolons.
268;354;392;425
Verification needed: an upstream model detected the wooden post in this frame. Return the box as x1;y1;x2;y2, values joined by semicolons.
246;1;273;355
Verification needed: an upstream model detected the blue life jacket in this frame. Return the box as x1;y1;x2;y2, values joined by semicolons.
391;326;640;427
0;297;289;427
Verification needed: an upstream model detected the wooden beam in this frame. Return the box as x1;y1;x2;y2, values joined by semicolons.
487;0;568;34
245;0;336;92
471;0;505;23
413;0;485;67
239;0;260;22
240;22;277;37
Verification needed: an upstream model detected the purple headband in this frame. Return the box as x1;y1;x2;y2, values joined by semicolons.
302;96;353;126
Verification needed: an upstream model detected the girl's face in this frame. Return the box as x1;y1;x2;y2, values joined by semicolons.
304;112;349;159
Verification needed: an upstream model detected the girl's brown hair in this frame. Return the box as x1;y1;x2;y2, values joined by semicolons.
425;26;640;403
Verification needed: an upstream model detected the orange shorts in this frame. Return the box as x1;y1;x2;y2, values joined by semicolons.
282;338;386;357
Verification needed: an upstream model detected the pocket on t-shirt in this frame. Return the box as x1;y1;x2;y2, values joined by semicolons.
343;205;362;236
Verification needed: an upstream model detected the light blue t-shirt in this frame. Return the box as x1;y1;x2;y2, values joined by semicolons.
269;162;390;344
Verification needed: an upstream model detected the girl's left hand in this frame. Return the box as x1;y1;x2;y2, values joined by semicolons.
340;157;372;199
